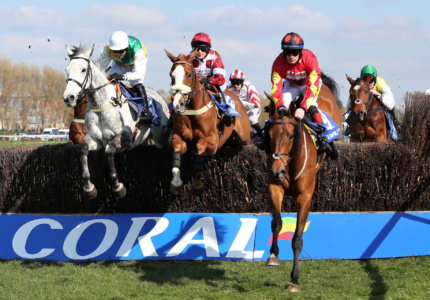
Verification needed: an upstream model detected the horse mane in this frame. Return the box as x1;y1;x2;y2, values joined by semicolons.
321;72;340;104
68;44;89;58
68;44;107;77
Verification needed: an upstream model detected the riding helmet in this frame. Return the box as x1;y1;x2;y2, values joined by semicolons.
360;65;378;78
229;70;245;81
281;32;304;50
191;32;212;48
109;31;129;51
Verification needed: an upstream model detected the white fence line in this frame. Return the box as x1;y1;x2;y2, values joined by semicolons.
0;134;68;142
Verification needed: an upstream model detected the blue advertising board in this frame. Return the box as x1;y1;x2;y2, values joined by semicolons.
1;212;429;261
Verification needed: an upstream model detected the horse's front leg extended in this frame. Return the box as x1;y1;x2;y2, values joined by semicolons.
170;134;187;195
81;141;97;199
266;184;284;267
288;192;313;292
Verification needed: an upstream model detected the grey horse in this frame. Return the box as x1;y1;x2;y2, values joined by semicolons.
63;44;170;199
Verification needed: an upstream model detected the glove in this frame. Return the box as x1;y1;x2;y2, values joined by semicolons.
200;77;211;86
108;73;125;81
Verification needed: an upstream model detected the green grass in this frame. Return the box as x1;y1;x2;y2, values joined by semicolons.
0;140;65;148
0;256;429;299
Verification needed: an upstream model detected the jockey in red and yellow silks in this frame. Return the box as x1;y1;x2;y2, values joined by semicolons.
270;32;332;155
271;49;321;117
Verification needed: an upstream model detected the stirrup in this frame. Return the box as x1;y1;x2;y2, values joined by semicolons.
319;139;332;154
139;109;152;124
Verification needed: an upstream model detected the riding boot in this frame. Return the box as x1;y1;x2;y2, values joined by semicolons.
343;110;352;136
218;91;233;127
255;121;270;151
388;108;402;132
251;123;262;138
318;135;332;155
328;141;339;160
134;84;152;124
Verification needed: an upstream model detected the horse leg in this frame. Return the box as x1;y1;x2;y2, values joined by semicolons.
288;192;313;292
81;141;97;200
191;155;205;196
170;151;184;195
266;184;284;267
106;133;128;199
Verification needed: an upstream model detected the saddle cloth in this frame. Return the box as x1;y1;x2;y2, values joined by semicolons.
119;82;161;127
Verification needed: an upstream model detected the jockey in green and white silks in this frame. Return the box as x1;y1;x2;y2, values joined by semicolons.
345;64;401;134
101;31;152;123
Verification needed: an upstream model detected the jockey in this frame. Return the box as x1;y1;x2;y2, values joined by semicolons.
362;65;400;131
190;32;233;127
101;30;152;124
271;32;332;155
227;70;262;134
344;65;401;135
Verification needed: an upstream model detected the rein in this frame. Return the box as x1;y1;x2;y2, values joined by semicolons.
270;119;306;184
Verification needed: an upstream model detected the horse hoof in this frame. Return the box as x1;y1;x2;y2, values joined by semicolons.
191;186;205;196
170;184;184;195
265;254;281;266
287;282;301;292
114;184;126;199
84;186;98;200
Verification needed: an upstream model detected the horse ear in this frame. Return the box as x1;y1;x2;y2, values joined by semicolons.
346;74;355;85
264;92;277;117
165;49;178;63
89;44;95;57
66;45;74;58
264;91;274;102
363;74;374;84
289;102;296;115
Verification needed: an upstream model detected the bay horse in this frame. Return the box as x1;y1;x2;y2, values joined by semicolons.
165;49;252;195
63;44;170;199
68;96;88;144
265;77;342;292
346;74;390;142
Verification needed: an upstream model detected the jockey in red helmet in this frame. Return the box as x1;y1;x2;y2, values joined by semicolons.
190;32;232;126
271;32;332;155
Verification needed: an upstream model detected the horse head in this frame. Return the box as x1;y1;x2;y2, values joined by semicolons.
165;49;200;114
63;44;95;108
346;74;374;121
264;92;301;184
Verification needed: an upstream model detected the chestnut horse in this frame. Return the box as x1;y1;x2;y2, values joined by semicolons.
346;74;390;142
265;77;342;292
165;49;252;195
68;96;88;144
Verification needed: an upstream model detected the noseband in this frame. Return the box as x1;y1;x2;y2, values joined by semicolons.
270;120;302;183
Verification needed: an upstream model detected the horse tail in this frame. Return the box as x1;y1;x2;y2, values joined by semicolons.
321;71;341;107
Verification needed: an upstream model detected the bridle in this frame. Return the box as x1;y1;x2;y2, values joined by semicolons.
66;56;113;104
351;82;384;117
269;119;306;183
171;61;201;105
351;83;373;116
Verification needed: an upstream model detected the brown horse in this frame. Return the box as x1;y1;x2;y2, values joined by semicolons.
265;77;342;292
165;49;252;195
68;96;88;144
346;74;390;142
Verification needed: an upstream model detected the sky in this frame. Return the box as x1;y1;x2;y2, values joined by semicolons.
1;0;430;108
